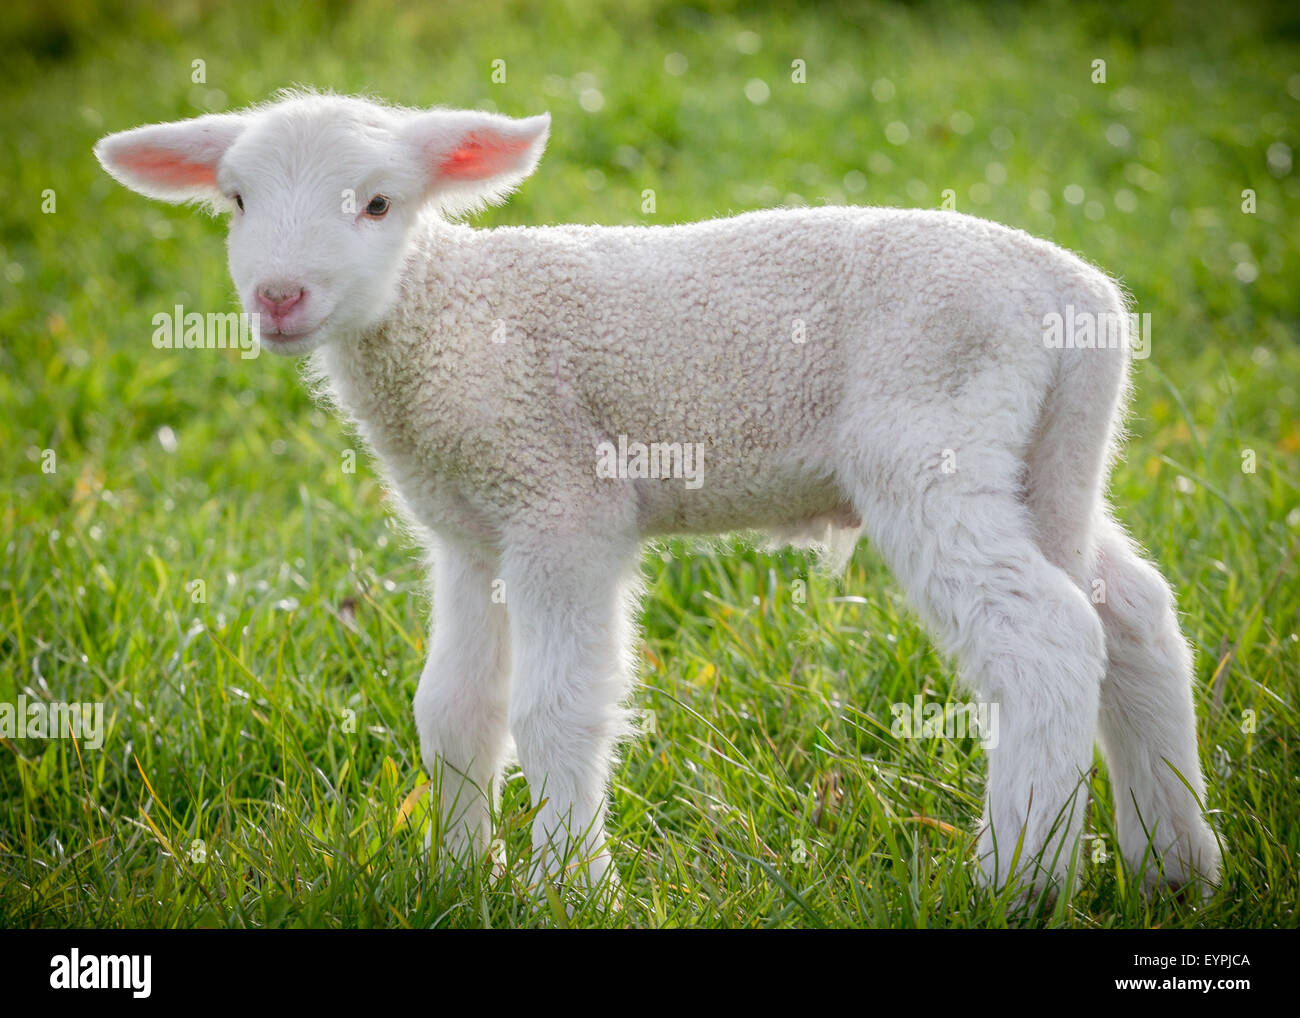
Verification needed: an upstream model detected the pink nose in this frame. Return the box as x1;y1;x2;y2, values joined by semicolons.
256;285;305;317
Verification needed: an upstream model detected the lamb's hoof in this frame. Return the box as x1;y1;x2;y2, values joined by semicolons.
522;853;623;921
1134;826;1222;902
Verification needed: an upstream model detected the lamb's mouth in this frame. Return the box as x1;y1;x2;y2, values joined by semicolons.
263;327;310;342
258;316;330;355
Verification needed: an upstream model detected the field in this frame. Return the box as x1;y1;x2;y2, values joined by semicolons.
1;0;1297;928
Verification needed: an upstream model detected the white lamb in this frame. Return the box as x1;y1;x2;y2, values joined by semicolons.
95;91;1221;900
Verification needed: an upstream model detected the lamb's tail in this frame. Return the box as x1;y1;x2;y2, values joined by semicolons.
1023;267;1133;587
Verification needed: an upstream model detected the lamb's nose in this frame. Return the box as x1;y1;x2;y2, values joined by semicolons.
256;285;305;317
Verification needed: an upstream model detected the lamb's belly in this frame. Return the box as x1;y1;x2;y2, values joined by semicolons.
633;459;850;537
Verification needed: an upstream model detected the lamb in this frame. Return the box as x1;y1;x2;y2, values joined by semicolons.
95;90;1221;902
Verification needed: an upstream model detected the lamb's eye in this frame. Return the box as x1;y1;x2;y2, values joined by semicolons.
364;195;391;217
234;194;244;212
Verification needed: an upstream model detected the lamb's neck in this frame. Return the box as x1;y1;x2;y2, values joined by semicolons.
309;325;395;428
312;220;470;423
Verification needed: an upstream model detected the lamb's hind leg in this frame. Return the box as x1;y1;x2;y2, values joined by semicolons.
413;542;512;862
1091;518;1221;892
1022;366;1220;893
851;441;1106;896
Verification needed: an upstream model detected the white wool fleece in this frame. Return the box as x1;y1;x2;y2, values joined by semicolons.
96;91;1220;900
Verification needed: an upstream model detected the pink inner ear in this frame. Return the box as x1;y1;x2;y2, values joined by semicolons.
119;146;218;189
437;135;531;181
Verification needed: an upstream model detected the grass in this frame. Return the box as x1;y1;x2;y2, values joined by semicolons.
1;0;1298;928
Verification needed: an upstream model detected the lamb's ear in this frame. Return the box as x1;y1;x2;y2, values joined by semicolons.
94;113;246;206
404;110;549;217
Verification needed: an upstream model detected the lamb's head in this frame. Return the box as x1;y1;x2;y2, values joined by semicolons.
95;92;549;356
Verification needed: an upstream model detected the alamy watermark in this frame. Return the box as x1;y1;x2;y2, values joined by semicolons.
595;434;705;489
151;304;261;359
891;695;999;749
1;695;105;749
1042;304;1151;359
50;949;150;998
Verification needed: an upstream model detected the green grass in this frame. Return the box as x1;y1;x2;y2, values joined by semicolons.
1;0;1298;928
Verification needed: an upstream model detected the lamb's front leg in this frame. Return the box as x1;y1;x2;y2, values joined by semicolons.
502;532;641;893
413;543;511;862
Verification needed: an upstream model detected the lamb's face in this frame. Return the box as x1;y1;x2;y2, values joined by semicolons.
96;93;550;358
218;106;426;356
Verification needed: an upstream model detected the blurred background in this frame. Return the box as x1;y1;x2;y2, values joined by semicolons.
1;0;1297;927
